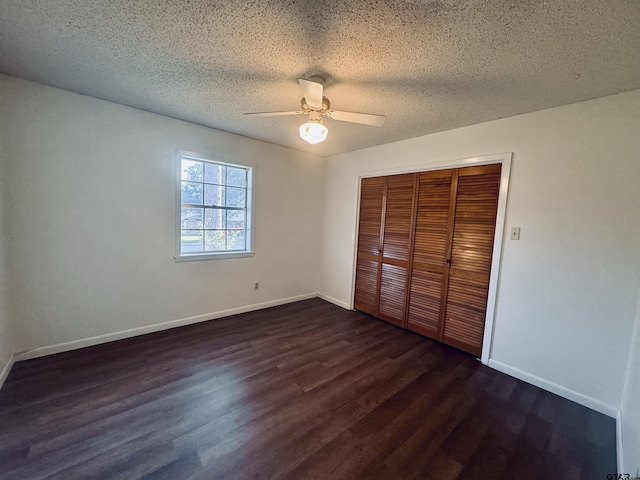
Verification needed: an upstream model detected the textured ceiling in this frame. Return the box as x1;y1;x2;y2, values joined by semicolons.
1;0;639;156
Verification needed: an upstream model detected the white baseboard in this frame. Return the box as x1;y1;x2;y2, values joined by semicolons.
14;293;318;362
0;354;15;391
488;359;618;418
317;293;351;310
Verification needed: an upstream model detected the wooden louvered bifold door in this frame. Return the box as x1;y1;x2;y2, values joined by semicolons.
407;169;455;339
353;177;385;316
442;164;501;356
354;164;501;358
378;174;416;327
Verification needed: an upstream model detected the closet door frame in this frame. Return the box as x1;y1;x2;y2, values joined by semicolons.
350;153;512;365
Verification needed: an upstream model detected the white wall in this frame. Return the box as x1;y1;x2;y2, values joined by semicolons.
0;124;13;381
0;75;324;356
320;90;640;415
621;292;640;474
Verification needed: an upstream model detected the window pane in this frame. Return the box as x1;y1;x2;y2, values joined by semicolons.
181;230;203;253
227;167;246;187
178;153;252;258
227;210;245;230
205;163;226;185
227;230;246;250
181;208;203;229
181;160;203;181
204;184;225;206
181;181;203;205
204;208;226;229
226;187;246;208
205;230;226;252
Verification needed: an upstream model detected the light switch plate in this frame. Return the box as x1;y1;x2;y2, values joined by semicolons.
510;227;521;240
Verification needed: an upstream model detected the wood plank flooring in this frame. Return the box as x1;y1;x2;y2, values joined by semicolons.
0;298;616;479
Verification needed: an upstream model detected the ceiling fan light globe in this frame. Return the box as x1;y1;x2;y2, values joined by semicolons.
299;121;328;144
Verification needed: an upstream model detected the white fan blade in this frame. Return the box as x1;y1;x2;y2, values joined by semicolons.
298;79;324;109
244;111;304;117
328;110;386;127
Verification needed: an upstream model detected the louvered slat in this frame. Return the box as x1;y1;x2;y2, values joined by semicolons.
378;264;407;326
354;177;385;315
407;170;453;337
407;269;442;338
443;164;501;356
411;170;453;265
442;275;490;356
450;171;499;274
382;174;415;261
378;173;416;326
354;258;379;315
356;177;385;257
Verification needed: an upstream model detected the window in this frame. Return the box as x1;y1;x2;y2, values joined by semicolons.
176;151;253;260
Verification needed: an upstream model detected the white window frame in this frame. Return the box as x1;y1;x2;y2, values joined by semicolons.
175;150;254;261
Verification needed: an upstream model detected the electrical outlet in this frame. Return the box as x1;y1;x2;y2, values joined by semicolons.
254;282;259;290
510;227;521;240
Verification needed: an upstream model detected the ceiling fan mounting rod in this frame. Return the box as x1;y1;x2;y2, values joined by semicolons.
307;75;325;85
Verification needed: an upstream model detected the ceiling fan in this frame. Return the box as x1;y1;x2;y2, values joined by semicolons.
244;76;386;144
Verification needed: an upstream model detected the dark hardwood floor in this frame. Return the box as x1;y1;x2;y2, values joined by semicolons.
0;298;616;479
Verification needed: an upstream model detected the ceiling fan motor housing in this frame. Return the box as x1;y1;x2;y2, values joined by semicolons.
301;96;331;114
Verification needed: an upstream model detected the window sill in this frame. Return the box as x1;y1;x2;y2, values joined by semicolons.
174;252;255;262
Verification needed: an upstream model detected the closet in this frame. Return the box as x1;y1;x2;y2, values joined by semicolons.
353;164;501;356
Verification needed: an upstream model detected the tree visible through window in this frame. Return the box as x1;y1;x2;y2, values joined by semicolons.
178;152;252;257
